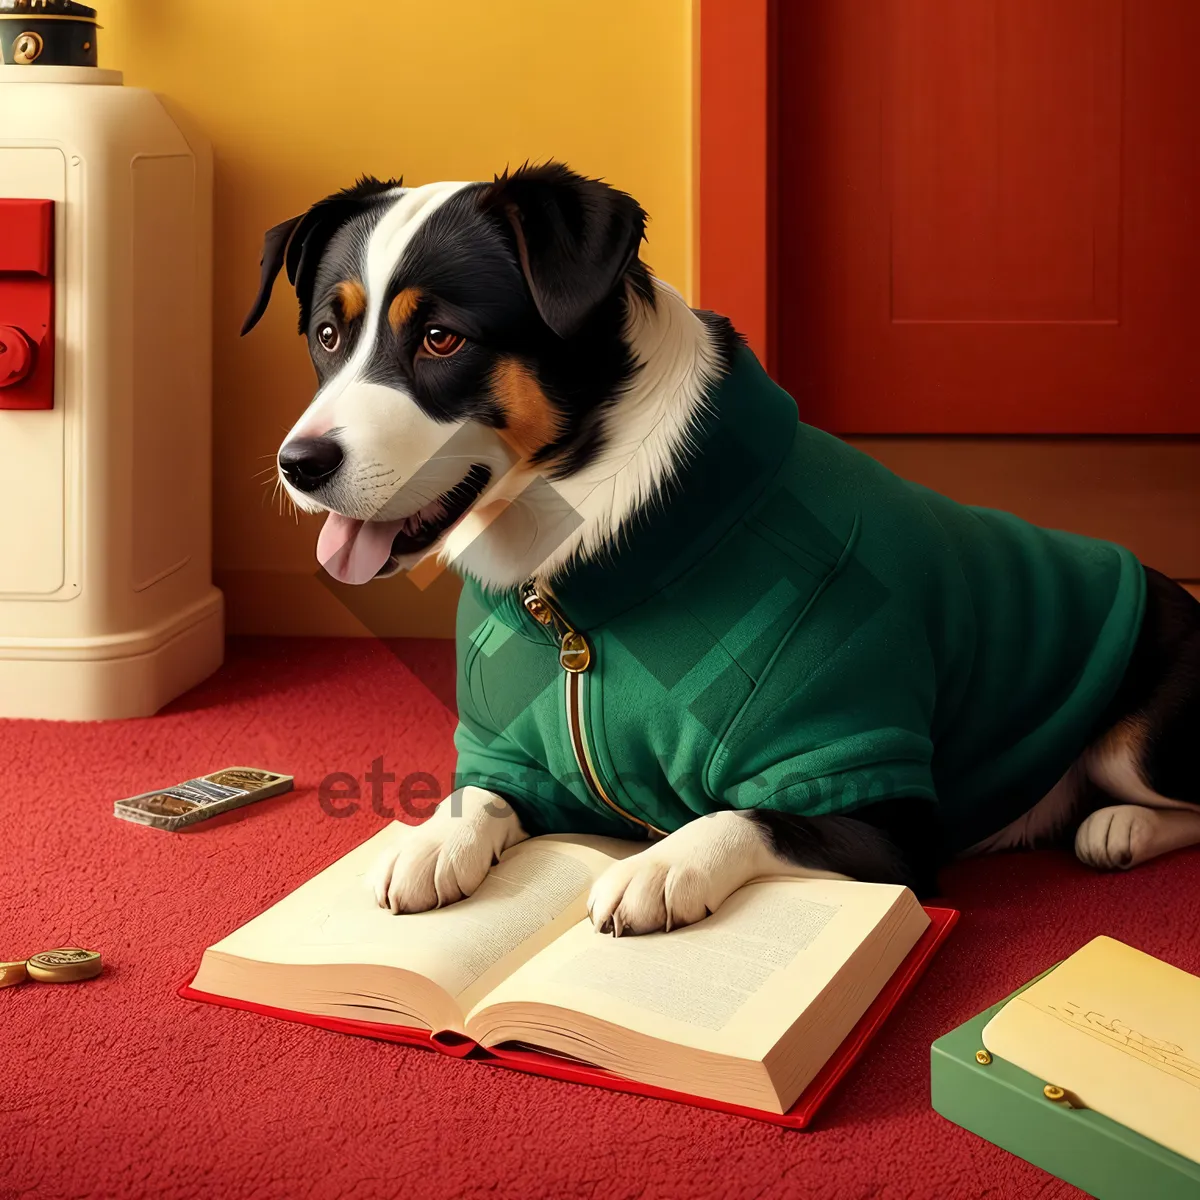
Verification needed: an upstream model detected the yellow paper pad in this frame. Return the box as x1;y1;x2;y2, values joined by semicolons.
982;936;1200;1164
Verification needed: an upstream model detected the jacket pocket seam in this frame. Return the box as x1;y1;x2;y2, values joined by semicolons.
703;512;863;795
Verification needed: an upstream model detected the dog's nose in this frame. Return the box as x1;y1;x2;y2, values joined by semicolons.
278;437;344;492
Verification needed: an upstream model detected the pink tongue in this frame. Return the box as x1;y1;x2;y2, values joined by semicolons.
316;512;407;585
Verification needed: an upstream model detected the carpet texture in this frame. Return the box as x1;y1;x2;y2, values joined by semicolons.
4;637;1199;1200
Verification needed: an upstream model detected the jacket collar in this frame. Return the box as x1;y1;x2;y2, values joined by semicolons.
480;347;800;632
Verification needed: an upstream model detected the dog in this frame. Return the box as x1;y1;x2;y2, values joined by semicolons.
243;163;1200;936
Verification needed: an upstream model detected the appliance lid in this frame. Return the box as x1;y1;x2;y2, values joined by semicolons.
1;1;100;69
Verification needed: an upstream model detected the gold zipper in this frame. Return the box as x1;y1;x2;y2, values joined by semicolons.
520;580;663;837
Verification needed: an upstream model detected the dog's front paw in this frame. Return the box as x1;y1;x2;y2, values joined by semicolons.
587;811;777;935
366;787;526;913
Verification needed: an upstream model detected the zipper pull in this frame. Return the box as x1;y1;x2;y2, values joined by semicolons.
558;631;591;674
521;580;592;673
520;579;555;627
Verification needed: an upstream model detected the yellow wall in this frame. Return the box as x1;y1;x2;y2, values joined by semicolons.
102;0;695;636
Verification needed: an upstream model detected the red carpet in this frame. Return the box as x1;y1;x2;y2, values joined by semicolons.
4;637;1199;1200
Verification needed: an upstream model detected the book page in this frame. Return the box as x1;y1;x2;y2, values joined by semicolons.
468;878;924;1061
982;936;1200;1164
541;891;842;1033
196;824;636;1022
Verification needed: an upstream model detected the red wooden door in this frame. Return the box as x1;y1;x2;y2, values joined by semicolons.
773;0;1200;434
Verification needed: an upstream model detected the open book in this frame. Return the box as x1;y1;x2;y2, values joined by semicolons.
982;935;1200;1164
189;823;934;1116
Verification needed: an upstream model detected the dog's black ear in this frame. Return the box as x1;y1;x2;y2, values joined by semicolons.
479;162;648;339
240;214;304;336
240;175;404;337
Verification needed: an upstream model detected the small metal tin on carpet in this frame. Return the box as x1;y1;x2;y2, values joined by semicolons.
114;767;294;831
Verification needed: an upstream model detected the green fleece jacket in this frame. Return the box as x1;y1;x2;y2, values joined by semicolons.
453;349;1146;854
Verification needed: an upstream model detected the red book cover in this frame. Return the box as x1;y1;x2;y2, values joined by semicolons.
180;905;958;1128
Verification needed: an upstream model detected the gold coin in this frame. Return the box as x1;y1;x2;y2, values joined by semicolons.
0;960;28;988
26;948;102;983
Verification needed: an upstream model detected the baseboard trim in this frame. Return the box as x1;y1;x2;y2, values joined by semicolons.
0;595;224;720
850;437;1200;579
217;567;460;638
0;589;224;661
218;564;1199;639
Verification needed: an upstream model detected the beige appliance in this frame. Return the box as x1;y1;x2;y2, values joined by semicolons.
0;10;222;719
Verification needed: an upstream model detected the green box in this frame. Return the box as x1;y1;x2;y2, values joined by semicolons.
931;976;1200;1200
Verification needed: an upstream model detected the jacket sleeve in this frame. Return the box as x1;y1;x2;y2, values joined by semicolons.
715;721;938;818
453;687;633;840
707;623;939;821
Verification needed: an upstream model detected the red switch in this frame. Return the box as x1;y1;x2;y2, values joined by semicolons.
0;199;55;411
0;325;34;386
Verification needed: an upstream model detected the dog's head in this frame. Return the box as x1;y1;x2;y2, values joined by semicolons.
243;163;652;586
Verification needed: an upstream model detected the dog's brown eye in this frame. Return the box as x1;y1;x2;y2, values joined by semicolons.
422;328;464;358
317;323;340;352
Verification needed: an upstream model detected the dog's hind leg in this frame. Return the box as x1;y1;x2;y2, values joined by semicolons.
1075;803;1200;870
1077;710;1200;868
1077;571;1200;870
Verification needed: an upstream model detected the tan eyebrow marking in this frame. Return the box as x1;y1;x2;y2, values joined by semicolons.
388;287;423;333
490;357;563;462
334;280;366;322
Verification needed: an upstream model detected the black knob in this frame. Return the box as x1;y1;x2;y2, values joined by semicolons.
1;1;99;68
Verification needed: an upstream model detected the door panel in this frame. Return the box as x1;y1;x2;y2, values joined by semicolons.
776;0;1200;433
889;0;1121;323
